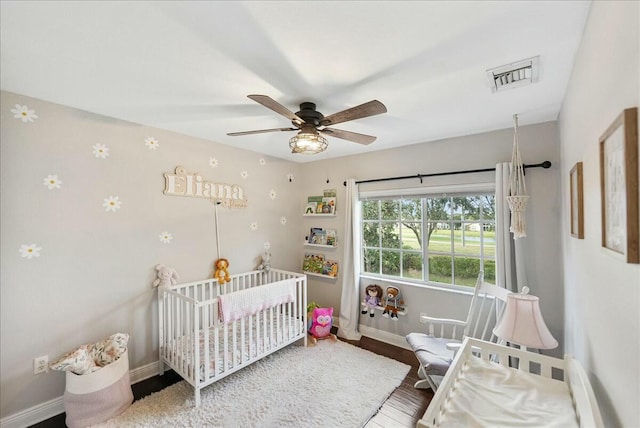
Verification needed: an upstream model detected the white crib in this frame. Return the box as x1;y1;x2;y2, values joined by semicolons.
158;269;307;406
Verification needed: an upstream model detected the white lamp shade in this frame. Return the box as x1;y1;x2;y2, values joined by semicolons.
493;293;558;349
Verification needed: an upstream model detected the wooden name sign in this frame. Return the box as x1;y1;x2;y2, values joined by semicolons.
163;166;247;208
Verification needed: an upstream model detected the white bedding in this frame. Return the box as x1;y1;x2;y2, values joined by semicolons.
438;356;579;427
165;313;304;381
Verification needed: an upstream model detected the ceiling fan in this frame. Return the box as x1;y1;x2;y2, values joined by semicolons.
227;95;387;154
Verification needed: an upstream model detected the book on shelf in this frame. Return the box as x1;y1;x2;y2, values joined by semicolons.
322;197;336;213
309;228;327;245
322;260;339;277
302;253;325;274
323;189;337;198
316;202;325;214
304;202;317;215
307;196;323;203
325;229;337;246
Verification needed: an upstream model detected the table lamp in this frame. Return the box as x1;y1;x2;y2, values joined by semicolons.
493;293;558;351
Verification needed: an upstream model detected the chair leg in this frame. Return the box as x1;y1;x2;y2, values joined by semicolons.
413;365;434;390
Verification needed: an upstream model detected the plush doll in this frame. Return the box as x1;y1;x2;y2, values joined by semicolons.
152;264;178;289
257;251;271;273
308;307;337;345
213;258;231;285
361;284;383;317
382;286;404;320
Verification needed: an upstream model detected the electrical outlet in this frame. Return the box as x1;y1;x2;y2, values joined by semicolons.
34;355;48;374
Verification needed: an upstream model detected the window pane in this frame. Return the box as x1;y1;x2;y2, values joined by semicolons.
455;196;481;220
381;200;399;220
483;227;496;257
481;195;496;220
381;250;400;276
401;199;421;221
363;249;380;273
429;254;452;284
402;222;422;250
403;252;423;279
453;256;480;287
362;200;379;220
426;197;451;221
428;223;452;253
483;259;496;284
381;223;401;249
455;222;482;256
363;222;380;247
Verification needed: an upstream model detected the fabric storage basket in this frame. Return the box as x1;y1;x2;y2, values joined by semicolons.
64;349;133;428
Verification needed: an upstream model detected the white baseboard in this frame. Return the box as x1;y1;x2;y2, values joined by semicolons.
358;324;412;351
0;360;162;428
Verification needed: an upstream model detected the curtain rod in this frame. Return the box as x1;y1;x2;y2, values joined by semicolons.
343;161;552;186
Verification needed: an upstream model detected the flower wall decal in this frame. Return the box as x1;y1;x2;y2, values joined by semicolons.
240;170;249;179
93;144;110;159
43;175;62;190
280;216;287;225
103;196;122;212
264;242;271;250
159;232;173;244
11;104;38;123
269;190;277;200
19;244;42;259
259;158;266;166
209;157;219;168
249;222;258;231
145;137;159;150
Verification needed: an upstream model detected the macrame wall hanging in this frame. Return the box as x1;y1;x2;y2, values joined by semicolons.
506;114;529;239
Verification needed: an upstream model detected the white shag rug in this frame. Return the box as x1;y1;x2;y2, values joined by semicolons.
93;339;410;428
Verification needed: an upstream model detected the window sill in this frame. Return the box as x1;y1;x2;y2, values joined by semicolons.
359;274;475;297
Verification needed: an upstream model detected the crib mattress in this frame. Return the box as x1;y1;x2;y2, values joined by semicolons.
163;313;304;381
437;356;579;427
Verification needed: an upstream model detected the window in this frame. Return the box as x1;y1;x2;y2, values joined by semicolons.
361;192;495;288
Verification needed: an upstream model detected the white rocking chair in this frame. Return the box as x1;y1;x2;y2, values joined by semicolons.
406;271;523;391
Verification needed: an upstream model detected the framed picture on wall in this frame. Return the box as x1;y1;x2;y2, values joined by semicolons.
570;162;584;239
599;107;638;263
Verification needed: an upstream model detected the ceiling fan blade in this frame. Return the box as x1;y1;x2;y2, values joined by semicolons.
227;127;298;136
247;95;305;125
320;100;387;126
320;128;377;145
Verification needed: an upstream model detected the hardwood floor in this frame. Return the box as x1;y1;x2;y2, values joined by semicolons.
30;336;432;428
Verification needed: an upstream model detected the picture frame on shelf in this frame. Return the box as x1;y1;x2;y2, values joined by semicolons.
570;162;584;239
599;107;638;263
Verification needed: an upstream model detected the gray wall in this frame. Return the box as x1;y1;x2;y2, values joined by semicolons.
0;91;303;418
558;2;639;427
300;122;564;351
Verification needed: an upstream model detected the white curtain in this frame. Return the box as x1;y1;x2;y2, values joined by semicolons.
495;163;528;292
338;179;362;340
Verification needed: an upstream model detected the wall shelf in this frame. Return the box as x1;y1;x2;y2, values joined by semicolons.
304;242;337;249
303;271;339;280
361;302;406;316
303;213;336;217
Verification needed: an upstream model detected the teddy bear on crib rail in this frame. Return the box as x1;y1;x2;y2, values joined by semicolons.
257;251;271;274
152;264;178;289
213;258;231;285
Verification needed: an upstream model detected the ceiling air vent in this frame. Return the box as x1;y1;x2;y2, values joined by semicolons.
486;56;539;93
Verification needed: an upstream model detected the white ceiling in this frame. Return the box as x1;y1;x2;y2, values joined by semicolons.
0;1;590;163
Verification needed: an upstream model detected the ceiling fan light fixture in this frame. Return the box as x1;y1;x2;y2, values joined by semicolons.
289;132;328;154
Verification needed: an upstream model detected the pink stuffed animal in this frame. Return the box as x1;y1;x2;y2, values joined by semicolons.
308;307;337;345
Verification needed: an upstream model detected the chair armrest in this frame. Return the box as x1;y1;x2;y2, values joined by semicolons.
420;315;467;328
446;342;462;352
